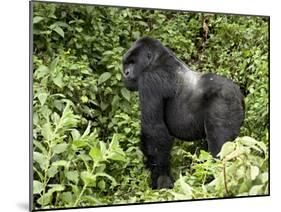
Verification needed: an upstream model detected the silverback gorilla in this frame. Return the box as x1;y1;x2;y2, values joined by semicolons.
122;37;244;189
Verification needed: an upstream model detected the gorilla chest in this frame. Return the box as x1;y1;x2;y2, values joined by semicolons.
164;96;205;141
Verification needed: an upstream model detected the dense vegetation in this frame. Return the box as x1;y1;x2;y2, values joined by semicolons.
32;2;269;210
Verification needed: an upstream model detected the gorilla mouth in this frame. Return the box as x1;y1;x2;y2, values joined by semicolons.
123;78;138;91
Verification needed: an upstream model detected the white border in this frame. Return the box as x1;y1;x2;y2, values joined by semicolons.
0;0;279;212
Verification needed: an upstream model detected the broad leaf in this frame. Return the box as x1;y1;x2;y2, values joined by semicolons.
53;72;64;88
33;180;44;194
33;16;44;24
53;26;64;38
41;122;53;141
249;185;264;195
37;93;48;106
219;142;236;159
96;173;117;187
53;143;68;154
89;146;103;162
98;72;111;85
47;166;58;178
34;65;49;79
81;171;96;186
250;166;259;180
66;171;79;184
121;88;130;101
52;160;68;167
33;152;48;170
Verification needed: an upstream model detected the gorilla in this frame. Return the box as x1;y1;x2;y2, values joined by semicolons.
122;36;244;189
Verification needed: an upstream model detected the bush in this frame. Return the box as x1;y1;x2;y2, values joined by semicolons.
32;2;269;210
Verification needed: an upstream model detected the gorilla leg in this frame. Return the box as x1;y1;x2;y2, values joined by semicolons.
204;94;244;157
204;117;240;157
141;124;174;189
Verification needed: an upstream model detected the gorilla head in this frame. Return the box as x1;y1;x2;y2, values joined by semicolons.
122;37;168;91
122;36;244;189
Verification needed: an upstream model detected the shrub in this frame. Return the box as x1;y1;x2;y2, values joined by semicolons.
32;2;269;209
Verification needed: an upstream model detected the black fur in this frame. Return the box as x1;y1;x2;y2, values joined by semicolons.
122;37;244;189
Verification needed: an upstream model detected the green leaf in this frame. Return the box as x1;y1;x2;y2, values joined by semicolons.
53;26;64;38
33;152;48;170
81;171;96;186
81;95;89;103
256;141;267;154
47;166;58;178
89;146;103;162
33;140;47;155
71;129;81;141
258;172;268;184
49;57;59;72
109;134;119;150
132;31;141;39
124;128;131;134
33;16;44;24
62;192;73;203
53;143;68;154
41;122;53;141
199;150;212;161
250;166;260;180
37;93;48;106
37;193;51;206
98;72;111;85
53;72;64;88
238;180;252;193
47;184;65;193
98;180;106;190
95;172;117;187
219;142;236;159
33;180;44;194
177;175;192;196
170;191;190;200
80;195;101;204
223;147;246;161
243;50;251;58
66;171;79;184
34;65;49;79
81;121;91;138
109;153;126;161
107;135;126;161
72;140;87;148
249;185;264;195
239;136;258;147
99;141;107;155
52;160;68;167
121;88;131;101
100;101;109;111
116;73;121;81
103;51;113;55
51;112;60;126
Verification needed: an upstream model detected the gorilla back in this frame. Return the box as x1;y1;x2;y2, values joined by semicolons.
122;36;244;189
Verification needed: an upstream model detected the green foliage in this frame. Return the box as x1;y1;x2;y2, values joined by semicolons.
32;2;269;210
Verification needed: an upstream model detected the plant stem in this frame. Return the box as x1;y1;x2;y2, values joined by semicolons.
73;184;87;207
41;140;52;206
223;162;229;196
73;162;97;207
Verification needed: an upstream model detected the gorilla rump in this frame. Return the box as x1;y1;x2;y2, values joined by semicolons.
122;37;244;189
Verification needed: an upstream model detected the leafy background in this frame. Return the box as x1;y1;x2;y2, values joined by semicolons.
32;2;269;210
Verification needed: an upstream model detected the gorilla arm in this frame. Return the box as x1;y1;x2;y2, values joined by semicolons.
138;80;174;189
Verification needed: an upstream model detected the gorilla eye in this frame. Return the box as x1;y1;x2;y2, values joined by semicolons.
128;59;135;65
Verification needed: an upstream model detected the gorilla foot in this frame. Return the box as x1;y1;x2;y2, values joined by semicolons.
155;175;174;189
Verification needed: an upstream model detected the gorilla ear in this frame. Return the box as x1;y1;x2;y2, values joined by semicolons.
147;51;152;59
147;51;153;65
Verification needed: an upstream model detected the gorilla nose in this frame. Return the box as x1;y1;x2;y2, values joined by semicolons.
124;69;130;77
